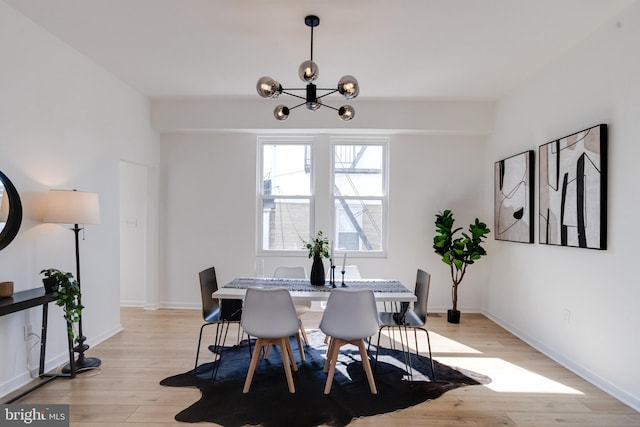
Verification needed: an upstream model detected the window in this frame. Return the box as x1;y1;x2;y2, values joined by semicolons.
257;136;388;256
258;139;313;252
333;140;387;253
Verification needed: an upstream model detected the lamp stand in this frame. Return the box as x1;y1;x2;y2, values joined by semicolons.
62;223;101;373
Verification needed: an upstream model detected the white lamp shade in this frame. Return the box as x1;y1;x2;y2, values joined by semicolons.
43;189;100;225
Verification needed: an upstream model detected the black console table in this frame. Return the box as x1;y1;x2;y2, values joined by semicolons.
0;288;75;403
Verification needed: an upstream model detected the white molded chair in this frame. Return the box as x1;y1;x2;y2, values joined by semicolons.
320;288;379;394
374;269;436;380
273;266;310;350
322;264;362;342
241;288;301;393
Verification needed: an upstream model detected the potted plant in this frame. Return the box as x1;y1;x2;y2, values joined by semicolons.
433;210;491;324
41;268;83;342
304;230;330;286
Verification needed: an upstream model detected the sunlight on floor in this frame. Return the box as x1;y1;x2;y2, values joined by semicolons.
378;330;482;354
379;328;584;395
437;356;584;394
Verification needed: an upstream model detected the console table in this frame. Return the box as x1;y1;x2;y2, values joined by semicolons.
0;287;75;403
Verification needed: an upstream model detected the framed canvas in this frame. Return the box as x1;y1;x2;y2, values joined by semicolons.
494;150;535;243
539;124;607;249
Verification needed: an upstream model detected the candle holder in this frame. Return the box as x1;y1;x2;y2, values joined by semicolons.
329;260;336;288
341;270;347;287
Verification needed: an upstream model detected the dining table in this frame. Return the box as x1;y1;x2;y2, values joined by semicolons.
212;277;417;303
212;276;423;381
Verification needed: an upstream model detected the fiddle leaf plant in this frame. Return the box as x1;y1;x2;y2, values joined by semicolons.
433;210;491;312
40;268;83;343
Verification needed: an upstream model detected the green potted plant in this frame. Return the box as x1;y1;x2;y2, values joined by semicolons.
433;210;491;324
41;268;83;342
304;230;330;286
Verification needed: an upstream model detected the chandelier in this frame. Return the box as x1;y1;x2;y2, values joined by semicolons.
256;15;359;121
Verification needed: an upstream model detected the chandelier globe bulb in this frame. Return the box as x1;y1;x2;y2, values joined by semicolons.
256;76;282;98
338;105;355;121
338;75;359;99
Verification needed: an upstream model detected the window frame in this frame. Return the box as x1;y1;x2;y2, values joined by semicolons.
256;136;316;256
256;135;389;258
330;137;389;258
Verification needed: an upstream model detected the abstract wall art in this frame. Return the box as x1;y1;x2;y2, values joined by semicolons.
539;124;607;250
494;150;534;243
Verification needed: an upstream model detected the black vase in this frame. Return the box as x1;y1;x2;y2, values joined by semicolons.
43;277;58;294
310;256;325;286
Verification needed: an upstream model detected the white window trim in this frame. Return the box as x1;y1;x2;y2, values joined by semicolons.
256;136;316;257
330;137;389;258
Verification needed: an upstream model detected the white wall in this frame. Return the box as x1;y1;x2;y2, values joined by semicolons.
159;132;488;312
484;2;640;410
0;2;159;397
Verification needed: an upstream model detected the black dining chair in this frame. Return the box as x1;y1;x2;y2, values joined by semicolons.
374;269;436;381
194;266;243;380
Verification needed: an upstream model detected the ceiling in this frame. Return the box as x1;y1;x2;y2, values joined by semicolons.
3;0;635;100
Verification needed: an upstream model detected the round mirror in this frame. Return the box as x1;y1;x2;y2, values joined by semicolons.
0;170;22;251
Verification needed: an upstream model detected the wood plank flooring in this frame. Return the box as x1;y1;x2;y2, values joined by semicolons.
5;308;639;426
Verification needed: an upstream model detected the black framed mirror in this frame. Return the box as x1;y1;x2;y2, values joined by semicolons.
0;170;22;251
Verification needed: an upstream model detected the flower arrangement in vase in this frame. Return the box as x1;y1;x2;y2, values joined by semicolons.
304;230;330;286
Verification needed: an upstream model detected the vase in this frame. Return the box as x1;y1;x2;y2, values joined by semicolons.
42;277;57;294
310;256;325;286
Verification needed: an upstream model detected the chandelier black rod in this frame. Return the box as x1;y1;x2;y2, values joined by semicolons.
281;87;337;91
281;91;307;101
288;102;307;111
320;104;340;112
310;22;314;62
316;90;339;99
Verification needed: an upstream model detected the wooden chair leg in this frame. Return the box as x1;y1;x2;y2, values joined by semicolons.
323;337;335;372
294;332;305;362
324;338;344;394
243;338;264;393
285;339;298;372
299;319;310;347
280;338;296;393
264;344;271;359
357;339;377;394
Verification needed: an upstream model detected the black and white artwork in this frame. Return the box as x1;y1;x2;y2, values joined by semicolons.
539;124;607;250
494;150;534;243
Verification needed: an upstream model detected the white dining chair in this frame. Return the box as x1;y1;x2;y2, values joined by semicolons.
320;288;379;394
241;287;301;393
273;266;311;350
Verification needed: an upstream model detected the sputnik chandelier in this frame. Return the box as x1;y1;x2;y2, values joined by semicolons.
256;15;359;121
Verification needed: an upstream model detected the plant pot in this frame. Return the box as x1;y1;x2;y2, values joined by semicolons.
310;256;325;286
43;277;58;294
447;309;461;324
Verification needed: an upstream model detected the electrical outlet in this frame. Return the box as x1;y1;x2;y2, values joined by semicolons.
23;324;33;341
563;308;571;324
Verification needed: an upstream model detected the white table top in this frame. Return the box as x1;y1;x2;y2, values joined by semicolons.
213;277;417;303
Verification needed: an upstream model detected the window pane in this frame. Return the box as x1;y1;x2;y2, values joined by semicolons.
334;199;383;251
263;144;311;196
262;198;310;250
334;145;383;196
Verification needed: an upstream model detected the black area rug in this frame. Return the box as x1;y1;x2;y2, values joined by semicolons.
160;330;491;426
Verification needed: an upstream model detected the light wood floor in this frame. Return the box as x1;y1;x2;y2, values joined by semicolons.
5;308;639;426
